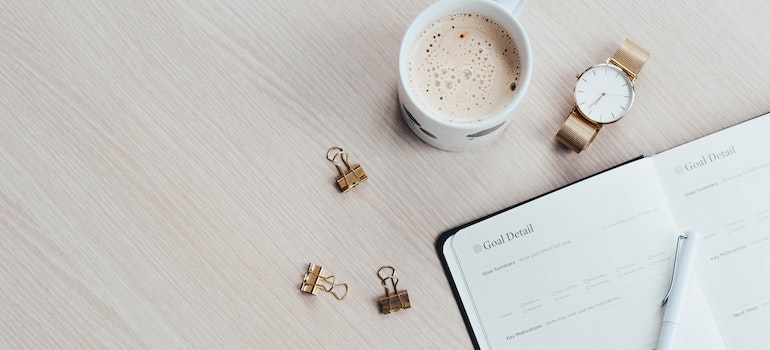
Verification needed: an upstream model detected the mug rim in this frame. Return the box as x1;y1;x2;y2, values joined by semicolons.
398;0;533;131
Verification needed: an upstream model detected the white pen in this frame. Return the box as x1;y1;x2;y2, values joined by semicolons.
657;231;702;350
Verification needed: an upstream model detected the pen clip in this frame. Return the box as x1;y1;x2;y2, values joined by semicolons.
661;234;688;306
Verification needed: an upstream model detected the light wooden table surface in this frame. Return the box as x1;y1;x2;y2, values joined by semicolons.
2;1;769;348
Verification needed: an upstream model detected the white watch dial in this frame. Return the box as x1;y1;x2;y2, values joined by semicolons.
574;64;634;123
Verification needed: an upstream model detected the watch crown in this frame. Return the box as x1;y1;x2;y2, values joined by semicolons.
575;73;581;79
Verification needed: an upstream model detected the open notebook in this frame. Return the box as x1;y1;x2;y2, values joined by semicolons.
437;112;770;349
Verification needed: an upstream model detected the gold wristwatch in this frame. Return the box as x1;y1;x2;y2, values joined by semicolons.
556;39;649;152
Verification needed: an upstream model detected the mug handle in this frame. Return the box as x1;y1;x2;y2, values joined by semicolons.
495;0;526;17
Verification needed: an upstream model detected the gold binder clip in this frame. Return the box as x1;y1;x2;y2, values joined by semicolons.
377;266;411;314
326;146;367;193
300;263;349;300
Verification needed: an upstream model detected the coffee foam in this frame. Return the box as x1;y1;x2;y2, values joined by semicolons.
407;13;520;124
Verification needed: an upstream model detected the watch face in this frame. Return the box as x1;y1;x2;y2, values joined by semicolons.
574;64;635;123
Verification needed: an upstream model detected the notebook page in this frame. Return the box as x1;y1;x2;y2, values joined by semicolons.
652;113;770;349
445;158;678;350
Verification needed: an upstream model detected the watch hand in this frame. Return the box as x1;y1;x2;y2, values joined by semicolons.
588;92;606;108
604;93;630;98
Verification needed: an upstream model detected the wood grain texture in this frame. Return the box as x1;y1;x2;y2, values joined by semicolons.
1;0;769;348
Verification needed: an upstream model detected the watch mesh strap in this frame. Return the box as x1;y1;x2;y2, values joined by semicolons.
609;39;649;79
556;110;601;153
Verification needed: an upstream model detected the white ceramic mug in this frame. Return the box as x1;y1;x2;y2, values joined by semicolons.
398;0;531;152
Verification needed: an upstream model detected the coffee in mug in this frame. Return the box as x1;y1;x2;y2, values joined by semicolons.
398;0;531;152
406;13;521;124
